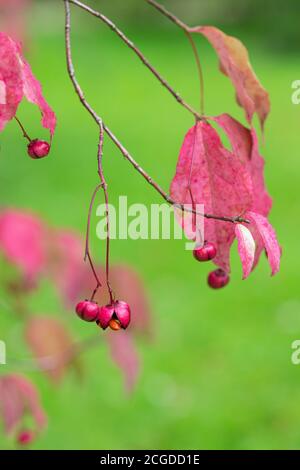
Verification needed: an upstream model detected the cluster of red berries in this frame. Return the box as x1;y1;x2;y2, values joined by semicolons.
75;299;131;331
27;139;50;159
193;242;230;289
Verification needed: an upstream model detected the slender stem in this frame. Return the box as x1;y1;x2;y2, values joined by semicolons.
65;0;113;302
85;183;103;299
14;116;32;142
184;31;205;115
147;0;189;31
147;0;205;115
97;129;114;303
67;0;202;122
64;0;249;226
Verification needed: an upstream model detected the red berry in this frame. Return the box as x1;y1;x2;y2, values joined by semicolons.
207;269;230;289
27;139;50;159
97;300;131;330
193;242;217;262
75;300;99;322
17;430;35;446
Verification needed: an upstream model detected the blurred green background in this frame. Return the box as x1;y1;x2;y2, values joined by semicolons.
0;0;299;450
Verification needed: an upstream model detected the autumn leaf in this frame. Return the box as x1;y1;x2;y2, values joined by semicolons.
0;32;56;135
189;26;270;130
212;114;278;271
25;316;75;384
0;374;46;435
235;224;255;279
170;120;252;273
107;331;140;393
0;208;47;282
246;211;281;276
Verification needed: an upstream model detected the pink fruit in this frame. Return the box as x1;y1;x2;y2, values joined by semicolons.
207;269;230;289
75;300;99;322
97;300;131;330
27;139;50;159
193;242;217;262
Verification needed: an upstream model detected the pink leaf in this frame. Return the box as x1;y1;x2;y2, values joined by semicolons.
0;33;23;131
47;229;88;306
212;114;273;269
189;26;270;130
107;331;140;393
0;32;56;135
235;224;255;279
25;316;74;384
21;59;56;136
0;209;46;281
246;211;281;275
170;121;252;273
0;374;46;435
212;114;272;216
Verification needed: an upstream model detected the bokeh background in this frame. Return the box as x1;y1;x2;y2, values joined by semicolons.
0;0;299;450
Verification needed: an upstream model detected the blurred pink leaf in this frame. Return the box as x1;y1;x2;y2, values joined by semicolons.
25;316;75;384
47;229;88;306
0;32;56;135
190;26;270;130
107;331;140;393
0;209;46;281
0;374;46;435
0;0;31;43
110;265;152;337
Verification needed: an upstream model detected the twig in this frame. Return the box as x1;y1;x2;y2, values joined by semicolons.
65;0;114;300
14;116;31;142
147;1;205;114
84;184;103;299
184;31;205;115
67;0;202;122
96;129;114;303
147;0;189;31
64;1;249;225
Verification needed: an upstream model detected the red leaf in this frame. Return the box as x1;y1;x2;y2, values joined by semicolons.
170;121;252;273
212;114;274;270
0;209;46;281
0;33;23;131
189;26;270;130
0;374;46;435
235;223;255;279
47;229;87;306
246;211;281;276
0;32;56;135
212;114;272;216
25;316;74;384
107;331;140;393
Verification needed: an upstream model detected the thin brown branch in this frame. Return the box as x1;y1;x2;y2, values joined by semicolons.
147;0;189;31
67;0;201;122
65;0;114;300
63;0;249;226
85;183;103;299
147;1;205;114
184;31;205;115
14;116;32;142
